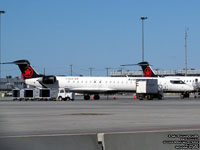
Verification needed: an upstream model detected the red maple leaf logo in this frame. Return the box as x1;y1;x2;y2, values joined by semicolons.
23;67;33;78
144;67;152;77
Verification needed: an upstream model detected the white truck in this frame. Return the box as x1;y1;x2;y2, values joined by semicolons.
57;88;75;101
136;79;163;100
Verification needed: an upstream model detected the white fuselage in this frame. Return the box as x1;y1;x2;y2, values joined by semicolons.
25;76;194;94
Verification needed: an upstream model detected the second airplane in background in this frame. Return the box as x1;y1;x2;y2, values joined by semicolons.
138;61;199;98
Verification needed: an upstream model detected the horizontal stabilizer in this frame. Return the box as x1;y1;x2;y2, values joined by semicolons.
1;60;30;65
121;62;150;67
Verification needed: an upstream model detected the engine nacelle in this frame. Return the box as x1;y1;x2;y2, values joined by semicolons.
42;76;56;84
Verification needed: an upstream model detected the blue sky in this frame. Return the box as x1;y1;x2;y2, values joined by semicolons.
1;0;200;77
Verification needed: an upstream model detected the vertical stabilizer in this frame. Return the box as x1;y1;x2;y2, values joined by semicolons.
2;60;43;79
138;62;158;77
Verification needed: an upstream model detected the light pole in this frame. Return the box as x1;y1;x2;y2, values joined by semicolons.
105;67;110;77
141;16;148;62
70;64;72;76
185;28;189;76
0;11;5;92
89;67;93;76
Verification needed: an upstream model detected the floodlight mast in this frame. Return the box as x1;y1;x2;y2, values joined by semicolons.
0;10;5;91
140;16;148;62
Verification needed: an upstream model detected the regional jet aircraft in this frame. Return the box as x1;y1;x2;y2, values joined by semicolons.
137;61;199;98
2;60;194;100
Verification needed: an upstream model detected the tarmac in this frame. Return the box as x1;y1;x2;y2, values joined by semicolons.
0;95;200;137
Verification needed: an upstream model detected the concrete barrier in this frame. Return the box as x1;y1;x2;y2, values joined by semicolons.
2;130;199;150
100;130;200;150
0;133;101;150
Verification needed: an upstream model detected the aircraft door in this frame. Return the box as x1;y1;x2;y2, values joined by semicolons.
163;81;168;91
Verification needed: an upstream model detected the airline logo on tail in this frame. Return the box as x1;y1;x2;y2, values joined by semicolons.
138;62;158;77
144;67;152;77
121;62;157;77
1;59;42;79
23;66;34;78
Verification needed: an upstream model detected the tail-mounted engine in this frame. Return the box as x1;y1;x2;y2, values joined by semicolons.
40;76;57;84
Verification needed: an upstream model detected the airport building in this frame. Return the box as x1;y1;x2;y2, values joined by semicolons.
111;69;200;77
0;76;26;91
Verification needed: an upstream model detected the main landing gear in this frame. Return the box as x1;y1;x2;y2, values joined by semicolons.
93;95;100;100
84;95;90;100
84;94;100;100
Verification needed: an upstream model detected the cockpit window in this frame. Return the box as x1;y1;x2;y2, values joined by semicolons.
65;89;69;93
170;80;185;84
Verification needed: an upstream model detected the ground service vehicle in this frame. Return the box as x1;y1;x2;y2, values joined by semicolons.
57;88;75;101
136;79;163;100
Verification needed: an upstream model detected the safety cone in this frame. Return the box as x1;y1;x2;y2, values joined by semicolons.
133;95;136;100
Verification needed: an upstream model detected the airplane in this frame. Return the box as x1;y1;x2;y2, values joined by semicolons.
2;60;195;100
137;61;200;98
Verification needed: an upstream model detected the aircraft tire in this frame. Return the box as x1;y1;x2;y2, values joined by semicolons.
84;95;90;100
94;95;100;100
